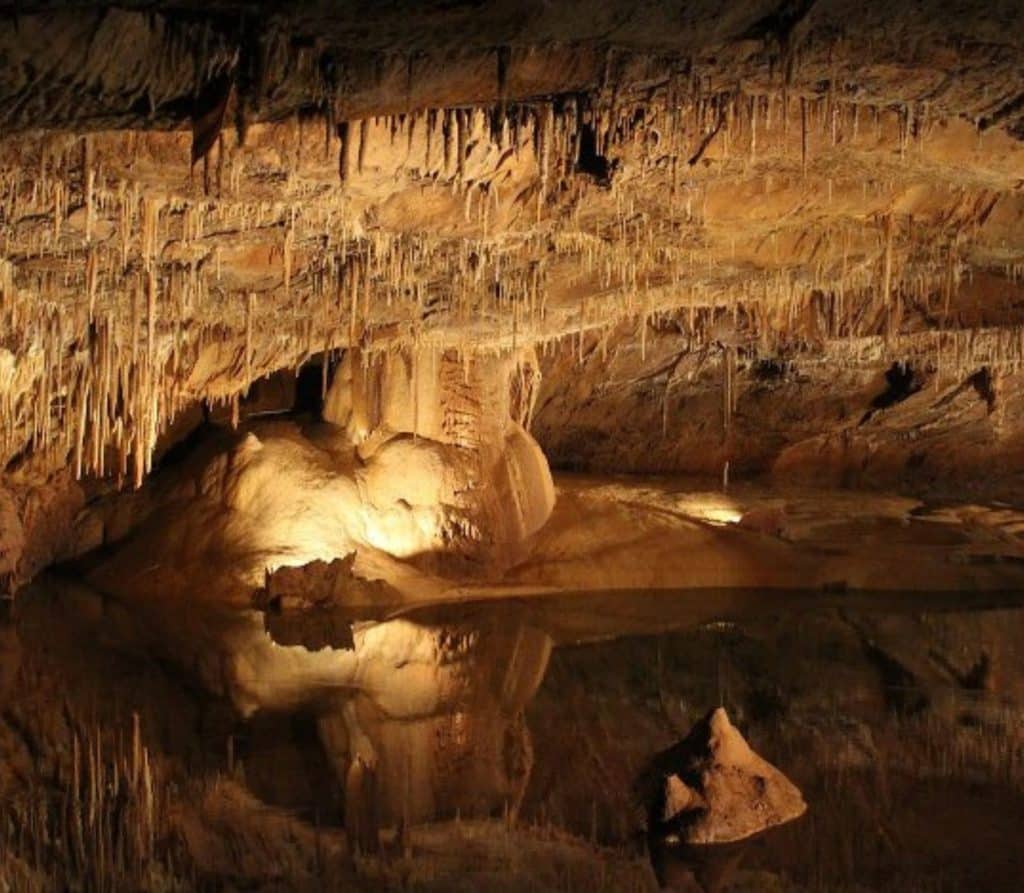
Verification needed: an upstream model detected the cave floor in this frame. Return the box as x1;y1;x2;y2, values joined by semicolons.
514;473;1024;588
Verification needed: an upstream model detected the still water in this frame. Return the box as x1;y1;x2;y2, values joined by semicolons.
3;577;1024;891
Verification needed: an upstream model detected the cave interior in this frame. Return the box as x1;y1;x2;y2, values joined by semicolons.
1;2;1024;891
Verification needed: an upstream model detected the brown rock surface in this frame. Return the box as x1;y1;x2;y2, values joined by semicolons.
0;1;1021;519
643;707;806;845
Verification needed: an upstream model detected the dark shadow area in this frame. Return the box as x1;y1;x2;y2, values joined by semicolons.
235;711;345;825
861;362;922;423
576;123;614;186
294;362;327;419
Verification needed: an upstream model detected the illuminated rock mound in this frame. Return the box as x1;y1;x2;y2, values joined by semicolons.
644;707;806;845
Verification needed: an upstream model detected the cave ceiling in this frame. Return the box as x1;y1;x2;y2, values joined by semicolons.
0;0;1022;486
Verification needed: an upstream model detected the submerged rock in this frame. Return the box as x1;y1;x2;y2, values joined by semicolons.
642;708;806;845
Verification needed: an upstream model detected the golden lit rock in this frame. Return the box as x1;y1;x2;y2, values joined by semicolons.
647;708;806;845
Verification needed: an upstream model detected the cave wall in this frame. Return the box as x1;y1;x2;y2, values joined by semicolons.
533;317;1024;497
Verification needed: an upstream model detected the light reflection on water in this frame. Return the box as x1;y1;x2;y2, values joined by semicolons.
4;578;1024;891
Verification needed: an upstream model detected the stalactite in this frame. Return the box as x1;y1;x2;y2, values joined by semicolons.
443;109;455;178
141;197;163;270
0;90;1013;492
882;213;895;342
424;109;437;172
146;269;157;373
338;121;353;183
53;179;64;241
722;345;735;440
800;96;808;176
284;221;295;296
358;120;369;174
86;248;98;323
245;292;255;388
456;109;469;182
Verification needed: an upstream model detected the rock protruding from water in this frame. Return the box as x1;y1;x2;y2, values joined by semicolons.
643;708;806;845
254;556;394;651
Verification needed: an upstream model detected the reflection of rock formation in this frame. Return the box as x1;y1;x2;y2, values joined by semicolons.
344;754;382;855
640;708;805;845
318;606;552;827
253;556;543;827
649;838;748;893
31;570;552;836
0;601;19;705
51;339;557;838
254;556;390;650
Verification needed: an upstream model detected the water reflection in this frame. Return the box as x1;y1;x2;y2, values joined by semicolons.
649;839;750;893
0;596;17;703
5;576;1024;891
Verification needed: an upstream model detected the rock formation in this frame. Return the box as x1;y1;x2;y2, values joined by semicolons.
642;707;806;845
0;2;1020;585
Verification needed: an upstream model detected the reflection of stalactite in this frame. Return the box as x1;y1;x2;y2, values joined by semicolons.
344;756;380;856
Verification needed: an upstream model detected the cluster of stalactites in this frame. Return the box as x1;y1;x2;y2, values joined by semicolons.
551;211;988;360
0;127;564;484
0;78;1020;488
